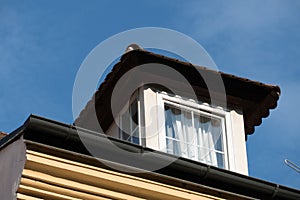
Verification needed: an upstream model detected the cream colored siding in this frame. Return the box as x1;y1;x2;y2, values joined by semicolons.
17;150;223;200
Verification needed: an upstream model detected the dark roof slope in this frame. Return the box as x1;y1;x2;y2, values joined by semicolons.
0;115;299;200
75;49;280;138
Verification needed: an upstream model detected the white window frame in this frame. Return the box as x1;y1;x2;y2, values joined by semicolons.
118;90;142;145
156;92;234;170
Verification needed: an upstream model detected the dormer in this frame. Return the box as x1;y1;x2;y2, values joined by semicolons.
75;47;280;175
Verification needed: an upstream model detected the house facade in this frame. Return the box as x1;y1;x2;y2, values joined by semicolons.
0;46;299;200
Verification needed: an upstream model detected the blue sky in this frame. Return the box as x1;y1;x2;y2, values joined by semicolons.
1;0;300;189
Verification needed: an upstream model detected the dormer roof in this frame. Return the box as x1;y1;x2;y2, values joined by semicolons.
75;49;280;138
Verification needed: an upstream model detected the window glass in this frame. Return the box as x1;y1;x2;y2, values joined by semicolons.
120;98;140;145
164;103;225;168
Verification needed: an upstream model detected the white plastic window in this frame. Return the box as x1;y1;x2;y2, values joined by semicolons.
158;93;230;169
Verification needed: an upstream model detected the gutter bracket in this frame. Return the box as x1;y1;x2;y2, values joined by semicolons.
202;165;211;179
64;124;73;141
271;184;279;199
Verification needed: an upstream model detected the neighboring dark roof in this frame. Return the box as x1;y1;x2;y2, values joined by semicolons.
74;49;280;138
0;132;7;140
1;115;299;200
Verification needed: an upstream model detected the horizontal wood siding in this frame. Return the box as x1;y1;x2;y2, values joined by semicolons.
17;150;223;200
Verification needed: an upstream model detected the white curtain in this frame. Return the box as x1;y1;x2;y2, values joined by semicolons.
165;105;223;167
211;119;224;167
165;107;180;156
180;111;194;159
194;115;217;166
165;106;194;159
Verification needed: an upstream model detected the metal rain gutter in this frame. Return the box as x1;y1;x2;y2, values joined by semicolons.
8;114;300;200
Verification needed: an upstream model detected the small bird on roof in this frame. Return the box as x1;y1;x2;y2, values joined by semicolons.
125;43;143;53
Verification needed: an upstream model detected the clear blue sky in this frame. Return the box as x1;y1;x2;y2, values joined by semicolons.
1;0;300;189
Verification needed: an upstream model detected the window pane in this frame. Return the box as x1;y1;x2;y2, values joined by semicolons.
166;138;181;156
197;147;213;164
132;136;140;144
121;111;130;135
164;103;225;169
131;129;139;144
122;132;131;141
194;114;211;149
130;98;139;127
182;110;194;158
211;118;223;152
216;152;225;168
120;97;140;145
182;110;193;144
165;105;177;138
164;104;194;158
